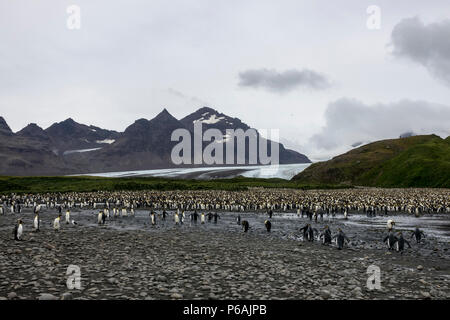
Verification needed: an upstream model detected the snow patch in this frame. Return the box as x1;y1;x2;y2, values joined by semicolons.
193;114;225;124
96;139;115;144
63;148;102;155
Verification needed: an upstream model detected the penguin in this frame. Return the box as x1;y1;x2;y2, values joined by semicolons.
13;219;23;240
174;212;180;225
395;232;411;254
236;215;241;225
53;215;61;231
299;224;316;242
201;212;205;224
162;210;167;221
264;220;271;232
65;210;70;224
33;213;40;232
242;220;249;232
150;211;156;226
70;219;78;226
333;228;349;250
411;227;425;244
343;209;348;220
97;211;103;225
387;219;395;231
383;231;398;250
213;212;220;223
268;209;273;219
320;225;332;245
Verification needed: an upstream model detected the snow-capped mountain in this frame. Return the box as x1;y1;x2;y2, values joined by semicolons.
0;108;310;175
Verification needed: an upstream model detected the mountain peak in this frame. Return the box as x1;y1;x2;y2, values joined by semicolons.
0;116;13;134
62;118;77;125
17;123;50;141
152;108;178;122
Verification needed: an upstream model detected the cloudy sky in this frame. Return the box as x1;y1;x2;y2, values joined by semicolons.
1;0;450;160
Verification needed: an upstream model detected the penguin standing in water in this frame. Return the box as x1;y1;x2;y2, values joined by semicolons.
333;228;350;250
319;225;332;245
162;210;167;221
181;211;185;224
65;210;70;224
395;232;411;254
13;219;23;240
174;212;180;225
299;224;316;242
387;219;395;232
411;227;425;244
33;213;40;232
207;212;213;222
53;214;61;231
236;215;241;225
150;211;156;226
201;212;205;224
383;230;398;250
192;210;199;223
242;220;249;232
213;212;220;224
343;209;348;220
264;220;272;232
268;209;273;219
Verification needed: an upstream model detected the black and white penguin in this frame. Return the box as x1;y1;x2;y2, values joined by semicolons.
150;211;156;226
236;215;241;225
242;220;249;232
13;219;23;240
97;211;103;225
174;212;180;225
299;224;316;242
53;214;61;231
387;219;395;232
411;227;425;244
395;232;411;254
383;231;398;250
65;210;70;224
33;213;40;232
201;212;205;224
213;212;220;223
320;225;332;245
264;220;271;232
333;228;349;250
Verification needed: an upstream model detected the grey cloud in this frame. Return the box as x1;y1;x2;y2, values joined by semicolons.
310;98;450;152
391;17;450;85
238;68;331;92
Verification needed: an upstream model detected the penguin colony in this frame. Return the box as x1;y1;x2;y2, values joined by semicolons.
2;188;443;254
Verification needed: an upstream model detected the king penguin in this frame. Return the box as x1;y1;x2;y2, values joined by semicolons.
65;210;70;224
53;214;61;231
14;219;23;240
264;220;272;232
33;213;40;232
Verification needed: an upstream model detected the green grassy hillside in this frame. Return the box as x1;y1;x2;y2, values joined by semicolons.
293;135;450;187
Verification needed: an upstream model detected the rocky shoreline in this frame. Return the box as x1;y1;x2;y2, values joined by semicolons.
0;209;449;300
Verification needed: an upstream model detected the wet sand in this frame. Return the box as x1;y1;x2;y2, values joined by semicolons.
0;208;449;300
